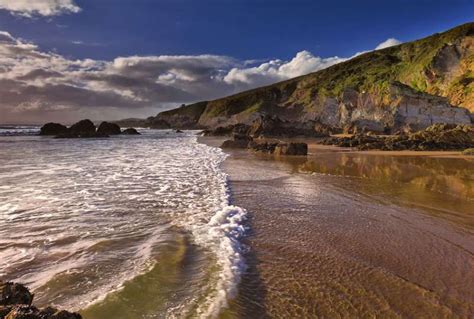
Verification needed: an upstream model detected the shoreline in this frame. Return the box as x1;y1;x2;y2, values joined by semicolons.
200;135;474;317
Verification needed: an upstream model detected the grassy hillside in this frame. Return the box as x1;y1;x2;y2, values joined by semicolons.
157;22;474;126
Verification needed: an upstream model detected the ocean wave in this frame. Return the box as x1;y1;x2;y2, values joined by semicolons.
0;131;248;317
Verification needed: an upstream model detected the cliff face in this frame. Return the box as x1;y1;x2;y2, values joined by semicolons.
153;23;474;133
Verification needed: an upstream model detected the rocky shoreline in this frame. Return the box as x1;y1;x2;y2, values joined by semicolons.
206;115;473;153
0;281;81;319
321;123;474;151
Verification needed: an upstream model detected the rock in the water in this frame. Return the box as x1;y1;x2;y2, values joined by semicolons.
0;282;81;319
39;123;68;136
274;143;308;156
175;129;184;133
4;305;81;319
97;122;121;135
122;128;141;135
68;119;96;136
0;282;32;306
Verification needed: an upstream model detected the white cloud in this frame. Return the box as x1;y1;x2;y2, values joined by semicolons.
375;38;402;50
0;31;403;124
0;0;81;17
223;51;346;88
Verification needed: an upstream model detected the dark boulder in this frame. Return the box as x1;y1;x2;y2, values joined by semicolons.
68;120;96;137
39;123;68;136
97;122;121;135
221;139;249;149
3;305;81;319
274;143;308;156
248;141;278;153
0;282;81;319
0;282;33;306
122;128;141;135
220;133;253;149
175;129;184;133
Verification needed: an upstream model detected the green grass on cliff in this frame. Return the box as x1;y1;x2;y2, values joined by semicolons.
159;22;474;122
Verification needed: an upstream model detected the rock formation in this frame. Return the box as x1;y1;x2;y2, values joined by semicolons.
145;23;473;137
0;281;81;319
97;122;121;135
68;119;97;137
121;128;141;135
322;124;474;151
40;120;141;138
39;123;68;136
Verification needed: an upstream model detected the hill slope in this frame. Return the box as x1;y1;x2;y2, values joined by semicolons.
153;23;474;133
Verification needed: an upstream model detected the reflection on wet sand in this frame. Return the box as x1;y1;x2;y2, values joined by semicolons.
298;151;474;229
221;146;474;318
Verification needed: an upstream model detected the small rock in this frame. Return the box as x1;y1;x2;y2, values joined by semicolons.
122;128;141;135
175;129;184;133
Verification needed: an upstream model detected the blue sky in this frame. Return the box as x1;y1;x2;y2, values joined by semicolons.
1;0;473;61
0;0;473;123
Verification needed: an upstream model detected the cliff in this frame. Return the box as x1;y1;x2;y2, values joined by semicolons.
151;22;474;134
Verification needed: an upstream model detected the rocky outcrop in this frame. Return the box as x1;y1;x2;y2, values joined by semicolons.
154;102;208;129
121;128;141;135
220;134;252;149
97;122;121;135
40;123;68;136
0;282;32;306
463;148;474;155
68;119;96;137
0;282;81;319
248;141;308;156
40;120;141;138
147;23;473;139
274;143;308;156
322;124;474;151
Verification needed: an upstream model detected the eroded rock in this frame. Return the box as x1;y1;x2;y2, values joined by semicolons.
122;128;141;135
274;143;308;156
97;122;121;135
0;282;81;319
323;124;474;151
39;123;68;136
0;282;32;306
68;119;96;136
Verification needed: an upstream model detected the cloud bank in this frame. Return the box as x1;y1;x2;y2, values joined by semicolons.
0;0;81;17
0;31;401;123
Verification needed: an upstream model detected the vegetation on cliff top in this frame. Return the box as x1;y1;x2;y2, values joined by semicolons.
157;22;474;123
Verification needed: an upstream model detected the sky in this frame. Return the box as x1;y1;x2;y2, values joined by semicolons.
0;0;473;124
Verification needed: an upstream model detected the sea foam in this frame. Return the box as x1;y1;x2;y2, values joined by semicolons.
0;131;248;317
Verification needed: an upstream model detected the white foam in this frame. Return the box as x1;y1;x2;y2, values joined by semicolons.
0;131;248;317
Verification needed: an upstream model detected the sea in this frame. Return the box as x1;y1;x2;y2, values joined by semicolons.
0;126;247;318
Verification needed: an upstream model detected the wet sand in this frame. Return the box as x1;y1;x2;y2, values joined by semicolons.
202;137;474;318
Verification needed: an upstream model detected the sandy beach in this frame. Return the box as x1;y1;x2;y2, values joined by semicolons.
201;137;474;318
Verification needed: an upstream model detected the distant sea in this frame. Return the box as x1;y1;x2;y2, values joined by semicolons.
0;125;41;136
